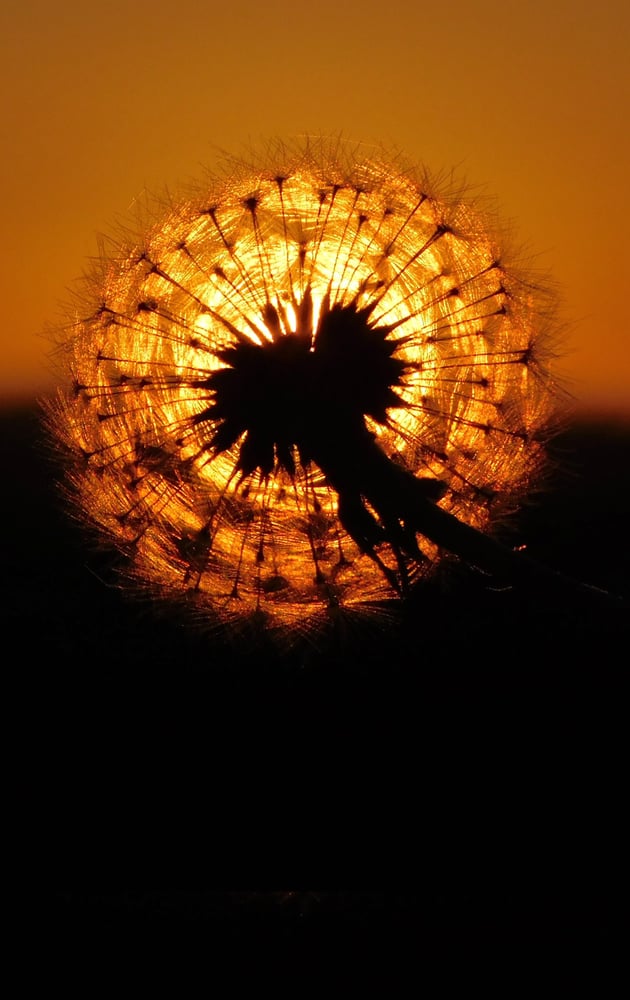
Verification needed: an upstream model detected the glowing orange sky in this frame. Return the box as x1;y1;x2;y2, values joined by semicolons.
1;0;628;414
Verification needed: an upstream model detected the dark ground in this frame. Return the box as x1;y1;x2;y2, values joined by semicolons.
7;404;630;959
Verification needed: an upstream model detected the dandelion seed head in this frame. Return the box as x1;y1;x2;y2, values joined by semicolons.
46;139;564;643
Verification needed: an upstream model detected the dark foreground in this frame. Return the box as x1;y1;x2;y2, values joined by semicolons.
6;405;629;956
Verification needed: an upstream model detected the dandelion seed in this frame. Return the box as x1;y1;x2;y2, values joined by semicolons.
46;138;600;644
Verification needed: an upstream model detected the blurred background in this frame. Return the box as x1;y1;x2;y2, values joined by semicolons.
1;0;629;416
7;0;629;950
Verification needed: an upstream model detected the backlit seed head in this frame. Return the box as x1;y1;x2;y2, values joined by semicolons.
45;138;565;644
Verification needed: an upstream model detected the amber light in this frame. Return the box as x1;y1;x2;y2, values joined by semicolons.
46;141;561;641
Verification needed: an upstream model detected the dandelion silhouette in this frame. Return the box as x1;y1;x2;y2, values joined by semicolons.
45;138;614;644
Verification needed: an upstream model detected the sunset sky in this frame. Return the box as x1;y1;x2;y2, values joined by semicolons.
1;0;628;415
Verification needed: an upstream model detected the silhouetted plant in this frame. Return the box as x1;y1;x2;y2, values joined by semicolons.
47;137;611;645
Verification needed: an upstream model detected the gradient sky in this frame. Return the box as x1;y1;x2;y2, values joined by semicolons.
1;0;628;414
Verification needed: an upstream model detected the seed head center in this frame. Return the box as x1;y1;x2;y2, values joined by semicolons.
206;300;407;479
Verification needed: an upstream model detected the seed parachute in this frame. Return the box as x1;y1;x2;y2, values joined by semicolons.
45;139;567;641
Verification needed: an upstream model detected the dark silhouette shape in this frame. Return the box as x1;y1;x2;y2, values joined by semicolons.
43;141;627;641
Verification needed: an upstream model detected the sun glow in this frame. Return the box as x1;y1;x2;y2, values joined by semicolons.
47;143;561;641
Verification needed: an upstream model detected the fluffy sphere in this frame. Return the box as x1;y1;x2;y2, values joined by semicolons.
46;140;563;641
